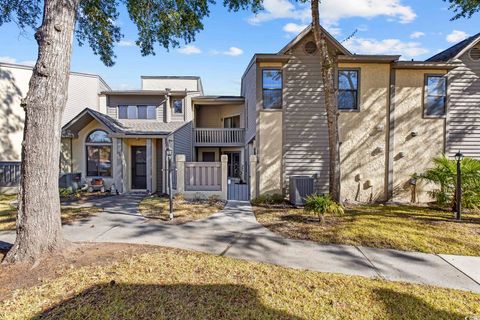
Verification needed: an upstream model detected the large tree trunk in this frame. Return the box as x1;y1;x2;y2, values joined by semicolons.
3;0;79;263
311;0;341;202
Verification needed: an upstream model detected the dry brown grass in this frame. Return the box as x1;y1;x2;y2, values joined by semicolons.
0;243;479;319
254;204;480;256
0;194;101;231
139;195;225;224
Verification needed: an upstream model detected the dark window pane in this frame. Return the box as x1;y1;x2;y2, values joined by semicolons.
224;115;240;128
263;90;282;109
263;70;282;89
98;146;112;177
138;105;148;119
173;99;183;114
339;70;358;90
338;90;358;110
147;106;156;119
202;152;216;162
87;146;99;176
426;96;446;116
86;130;111;143
118;106;128;119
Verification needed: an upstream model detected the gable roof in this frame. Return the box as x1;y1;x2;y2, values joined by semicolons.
278;24;351;56
427;32;480;62
62;108;187;137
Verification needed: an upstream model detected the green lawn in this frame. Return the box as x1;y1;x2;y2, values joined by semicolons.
254;204;480;256
139;195;225;224
0;194;101;231
1;244;479;319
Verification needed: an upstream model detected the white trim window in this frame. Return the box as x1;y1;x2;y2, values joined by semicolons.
85;130;112;177
173;99;184;114
424;75;447;117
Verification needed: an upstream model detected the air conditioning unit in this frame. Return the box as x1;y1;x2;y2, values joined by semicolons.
289;176;314;206
59;172;82;191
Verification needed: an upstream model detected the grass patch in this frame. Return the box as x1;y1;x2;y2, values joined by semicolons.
254;204;480;256
0;194;101;231
1;243;479;319
139;195;225;224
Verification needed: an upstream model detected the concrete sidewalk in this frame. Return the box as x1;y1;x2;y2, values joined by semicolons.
1;195;479;294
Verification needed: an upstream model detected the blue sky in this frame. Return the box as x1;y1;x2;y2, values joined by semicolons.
0;0;478;95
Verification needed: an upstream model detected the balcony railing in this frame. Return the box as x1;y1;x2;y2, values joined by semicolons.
194;128;245;146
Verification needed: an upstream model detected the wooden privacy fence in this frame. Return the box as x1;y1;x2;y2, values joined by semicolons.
176;154;228;200
0;161;21;187
185;162;222;191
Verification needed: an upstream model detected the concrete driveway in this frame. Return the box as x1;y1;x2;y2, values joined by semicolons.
1;194;479;294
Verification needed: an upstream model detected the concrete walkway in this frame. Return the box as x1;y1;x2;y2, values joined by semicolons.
1;194;479;294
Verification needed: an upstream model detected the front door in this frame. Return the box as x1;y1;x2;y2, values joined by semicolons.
131;146;147;189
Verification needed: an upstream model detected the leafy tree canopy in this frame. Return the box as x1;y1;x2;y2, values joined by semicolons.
0;0;262;66
445;0;480;19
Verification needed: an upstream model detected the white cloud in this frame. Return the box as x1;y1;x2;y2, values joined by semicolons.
410;31;425;39
118;40;135;47
0;56;36;66
446;30;469;43
177;45;202;55
344;38;429;59
248;0;416;26
223;47;244;56
283;23;308;34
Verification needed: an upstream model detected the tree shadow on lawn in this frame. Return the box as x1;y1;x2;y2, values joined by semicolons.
33;283;472;320
373;288;470;320
35;283;303;320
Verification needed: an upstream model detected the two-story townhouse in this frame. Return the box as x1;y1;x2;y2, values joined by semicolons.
243;26;479;203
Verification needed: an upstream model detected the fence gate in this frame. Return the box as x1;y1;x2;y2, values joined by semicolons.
227;161;249;201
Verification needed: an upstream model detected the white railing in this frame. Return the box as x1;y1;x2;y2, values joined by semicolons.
194;128;245;146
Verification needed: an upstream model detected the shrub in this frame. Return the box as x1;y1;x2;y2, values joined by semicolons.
251;194;285;206
419;155;480;210
304;194;344;224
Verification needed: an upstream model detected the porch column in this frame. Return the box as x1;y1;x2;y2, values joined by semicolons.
146;138;153;193
249;155;257;200
176;154;185;194
221;155;228;200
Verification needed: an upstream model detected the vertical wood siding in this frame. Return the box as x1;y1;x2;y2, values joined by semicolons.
283;35;330;193
447;46;480;159
242;64;257;143
173;121;193;162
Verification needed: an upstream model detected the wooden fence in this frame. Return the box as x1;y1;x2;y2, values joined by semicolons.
185;162;222;191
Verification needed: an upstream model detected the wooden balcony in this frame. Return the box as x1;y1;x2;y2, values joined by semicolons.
194;128;245;147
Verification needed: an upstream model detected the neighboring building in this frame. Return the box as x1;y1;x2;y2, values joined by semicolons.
242;26;478;203
1;26;479;203
0;62;109;161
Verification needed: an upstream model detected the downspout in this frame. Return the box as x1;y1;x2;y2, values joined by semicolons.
385;64;396;201
70;137;73;173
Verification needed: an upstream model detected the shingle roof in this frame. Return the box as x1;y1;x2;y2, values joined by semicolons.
63;108;188;136
427;32;480;62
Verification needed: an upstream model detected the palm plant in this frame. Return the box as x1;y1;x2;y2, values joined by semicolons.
419;155;480;210
304;194;344;224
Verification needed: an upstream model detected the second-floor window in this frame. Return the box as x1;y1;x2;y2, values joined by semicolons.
424;75;447;117
338;69;359;111
224;115;240;128
173;99;183;114
262;69;282;109
118;105;156;119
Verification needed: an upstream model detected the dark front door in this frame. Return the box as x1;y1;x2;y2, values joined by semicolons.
132;146;147;189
